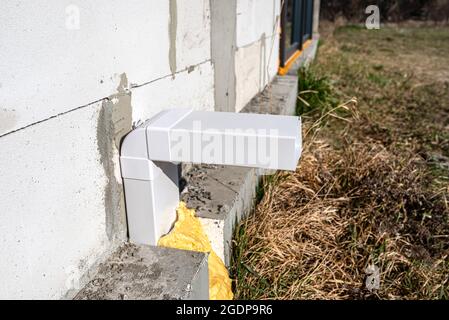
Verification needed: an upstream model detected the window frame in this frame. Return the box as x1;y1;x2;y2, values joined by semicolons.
279;0;314;69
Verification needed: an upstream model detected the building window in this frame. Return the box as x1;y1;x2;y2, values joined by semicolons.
279;0;314;70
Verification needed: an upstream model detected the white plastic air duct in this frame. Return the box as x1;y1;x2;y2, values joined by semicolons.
120;109;302;245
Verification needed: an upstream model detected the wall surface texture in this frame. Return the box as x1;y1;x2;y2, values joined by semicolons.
234;0;281;111
0;0;284;299
0;0;213;299
211;0;281;113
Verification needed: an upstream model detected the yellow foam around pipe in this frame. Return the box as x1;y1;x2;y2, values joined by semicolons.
158;202;233;300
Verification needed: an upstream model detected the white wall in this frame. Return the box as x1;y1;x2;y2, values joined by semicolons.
0;0;282;299
0;102;109;299
0;0;213;299
132;61;214;122
0;0;213;135
234;0;281;111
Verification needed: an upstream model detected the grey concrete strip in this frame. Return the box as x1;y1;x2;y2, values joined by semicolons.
75;243;209;300
242;74;298;115
210;0;237;112
181;164;254;220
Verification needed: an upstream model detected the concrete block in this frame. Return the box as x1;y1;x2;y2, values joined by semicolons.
181;165;257;265
176;0;211;70
0;101;120;299
131;61;215;123
236;0;281;48
0;0;172;135
75;243;209;300
210;0;237;112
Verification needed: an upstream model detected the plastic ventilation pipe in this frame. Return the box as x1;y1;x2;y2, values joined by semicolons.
120;109;302;245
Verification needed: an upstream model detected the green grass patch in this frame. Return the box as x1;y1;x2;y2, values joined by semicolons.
296;67;338;116
232;24;449;300
367;72;390;87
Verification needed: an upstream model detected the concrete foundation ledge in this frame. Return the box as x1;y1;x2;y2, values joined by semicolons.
181;164;258;267
75;243;209;300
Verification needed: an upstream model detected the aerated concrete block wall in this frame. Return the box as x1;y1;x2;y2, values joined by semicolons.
234;0;281;112
211;0;282;113
1;0;288;299
0;0;213;299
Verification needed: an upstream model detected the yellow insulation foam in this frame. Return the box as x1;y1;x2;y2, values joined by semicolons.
158;202;233;300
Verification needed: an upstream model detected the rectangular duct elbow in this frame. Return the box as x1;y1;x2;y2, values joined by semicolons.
120;109;302;245
122;109;302;172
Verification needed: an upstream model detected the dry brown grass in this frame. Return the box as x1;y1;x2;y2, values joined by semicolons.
232;25;449;300
233;104;449;299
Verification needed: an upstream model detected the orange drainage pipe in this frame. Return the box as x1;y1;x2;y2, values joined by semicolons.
278;39;312;76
